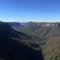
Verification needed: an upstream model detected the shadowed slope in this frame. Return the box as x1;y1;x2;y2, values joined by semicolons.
0;22;44;60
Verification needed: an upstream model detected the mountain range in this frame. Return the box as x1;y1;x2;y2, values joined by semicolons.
0;21;60;60
8;22;60;60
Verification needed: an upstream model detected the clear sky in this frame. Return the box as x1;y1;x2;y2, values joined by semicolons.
0;0;60;22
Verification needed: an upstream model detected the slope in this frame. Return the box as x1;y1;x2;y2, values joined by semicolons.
0;21;44;60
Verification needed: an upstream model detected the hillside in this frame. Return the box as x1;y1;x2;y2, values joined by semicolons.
0;21;44;60
9;22;60;60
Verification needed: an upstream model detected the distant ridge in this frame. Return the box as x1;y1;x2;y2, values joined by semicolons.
8;22;60;31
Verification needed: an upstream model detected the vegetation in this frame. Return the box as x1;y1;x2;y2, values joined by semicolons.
0;22;43;60
0;22;60;60
15;23;60;60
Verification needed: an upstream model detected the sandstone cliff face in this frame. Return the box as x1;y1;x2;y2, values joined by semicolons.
38;23;60;28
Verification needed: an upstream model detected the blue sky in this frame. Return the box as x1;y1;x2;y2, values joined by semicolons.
0;0;60;22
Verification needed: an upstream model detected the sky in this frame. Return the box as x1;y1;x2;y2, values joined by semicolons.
0;0;60;22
